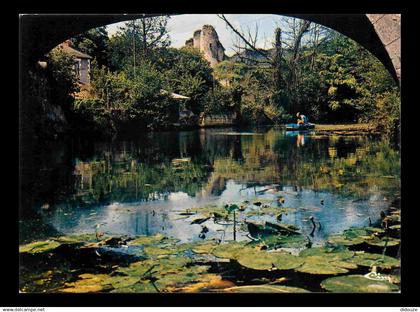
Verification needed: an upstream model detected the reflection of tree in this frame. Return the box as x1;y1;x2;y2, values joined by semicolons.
29;129;400;213
211;131;400;198
72;155;212;206
20;138;76;218
231;136;244;162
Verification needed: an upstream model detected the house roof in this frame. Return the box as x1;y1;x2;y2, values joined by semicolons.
58;44;92;59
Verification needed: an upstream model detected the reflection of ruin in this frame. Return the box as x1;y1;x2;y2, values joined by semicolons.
201;131;282;195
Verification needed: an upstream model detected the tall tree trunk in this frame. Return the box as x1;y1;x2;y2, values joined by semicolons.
273;27;284;92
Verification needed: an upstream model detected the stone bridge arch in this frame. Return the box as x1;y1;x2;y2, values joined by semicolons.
19;13;400;83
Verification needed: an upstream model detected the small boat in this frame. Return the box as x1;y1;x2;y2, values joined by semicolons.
285;123;315;131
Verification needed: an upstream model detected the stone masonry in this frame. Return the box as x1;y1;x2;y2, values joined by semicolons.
367;14;401;81
186;25;226;67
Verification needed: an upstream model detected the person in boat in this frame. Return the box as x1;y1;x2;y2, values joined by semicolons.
296;112;308;125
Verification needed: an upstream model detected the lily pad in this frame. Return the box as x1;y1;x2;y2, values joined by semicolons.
155;265;211;291
327;234;365;246
156;256;192;270
143;242;193;256
193;205;228;217
236;251;277;270
295;256;349;275
116;260;158;276
321;275;399;292
59;274;113;293
299;247;354;260
55;233;100;244
143;245;176;256
364;236;400;247
363;227;385;234
225;204;240;213
127;233;167;246
271;252;305;270
296;247;357;274
191;241;219;254
167;274;235;292
327;227;378;246
347;252;400;269
110;281;158;293
211;241;252;260
329;261;358;269
222;285;310;293
245;207;296;217
19;240;62;254
259;233;310;249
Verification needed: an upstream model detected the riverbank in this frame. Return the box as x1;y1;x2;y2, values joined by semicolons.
314;123;378;135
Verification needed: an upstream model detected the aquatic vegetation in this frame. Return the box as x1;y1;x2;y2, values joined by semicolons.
244;220;309;249
328;227;400;247
191;240;219;254
19;198;401;293
347;252;400;269
299;246;353;258
245;207;296;217
109;281;157;293
19;219;401;293
295;247;356;275
211;241;252;259
236;250;304;271
19;240;62;254
256;233;310;249
144;242;194;256
55;233;102;244
127;233;167;246
296;261;349;275
320;275;399;292
167;273;235;292
235;251;279;271
222;285;310;293
154;265;212;291
59;273;114;293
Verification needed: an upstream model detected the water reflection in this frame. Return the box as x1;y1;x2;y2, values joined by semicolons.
30;127;400;244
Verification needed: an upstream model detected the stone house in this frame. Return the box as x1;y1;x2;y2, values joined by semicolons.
57;40;92;85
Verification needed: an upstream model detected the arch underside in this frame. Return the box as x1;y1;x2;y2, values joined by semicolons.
19;13;398;82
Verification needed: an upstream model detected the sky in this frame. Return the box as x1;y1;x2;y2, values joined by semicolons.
106;14;286;56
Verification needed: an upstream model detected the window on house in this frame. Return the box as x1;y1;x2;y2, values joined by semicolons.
74;60;80;78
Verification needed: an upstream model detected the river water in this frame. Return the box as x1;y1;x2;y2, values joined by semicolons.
31;127;400;246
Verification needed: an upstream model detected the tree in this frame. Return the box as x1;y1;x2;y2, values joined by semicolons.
154;47;215;114
108;16;171;72
71;27;110;67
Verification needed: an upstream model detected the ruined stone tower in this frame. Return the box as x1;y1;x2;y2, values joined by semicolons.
185;25;226;67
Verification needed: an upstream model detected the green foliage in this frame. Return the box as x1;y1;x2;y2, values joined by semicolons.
74;61;179;133
71;27;110;67
201;85;233;114
47;48;80;105
288;33;399;130
213;60;249;83
372;89;400;142
108;17;171;71
155;47;215;114
26;48;79;139
321;275;399;293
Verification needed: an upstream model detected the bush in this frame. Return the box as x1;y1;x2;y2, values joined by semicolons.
373;89;400;143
